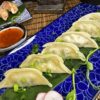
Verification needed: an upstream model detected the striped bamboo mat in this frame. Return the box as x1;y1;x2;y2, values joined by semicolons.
23;0;80;36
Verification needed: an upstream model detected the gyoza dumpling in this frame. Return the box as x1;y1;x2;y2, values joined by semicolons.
69;20;100;37
1;1;18;14
78;12;100;21
56;31;98;48
20;54;71;74
42;42;85;61
0;68;52;89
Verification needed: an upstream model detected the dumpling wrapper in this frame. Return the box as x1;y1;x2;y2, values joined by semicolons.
20;54;71;74
56;31;98;48
69;20;100;37
0;68;52;89
42;42;85;61
78;12;100;21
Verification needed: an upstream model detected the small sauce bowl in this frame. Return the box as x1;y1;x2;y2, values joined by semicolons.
0;23;27;53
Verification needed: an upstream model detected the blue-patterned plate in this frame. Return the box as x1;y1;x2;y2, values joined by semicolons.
0;3;100;100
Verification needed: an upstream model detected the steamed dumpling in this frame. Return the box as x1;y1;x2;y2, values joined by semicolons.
56;31;98;48
42;42;85;61
0;68;52;89
78;12;100;21
69;20;100;37
20;54;71;74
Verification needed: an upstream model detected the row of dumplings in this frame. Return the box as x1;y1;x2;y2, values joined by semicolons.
0;53;71;89
0;12;99;90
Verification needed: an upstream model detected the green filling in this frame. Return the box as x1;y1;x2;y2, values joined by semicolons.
75;29;80;32
55;38;64;42
13;84;19;92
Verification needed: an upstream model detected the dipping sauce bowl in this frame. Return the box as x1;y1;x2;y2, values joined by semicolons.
0;23;27;53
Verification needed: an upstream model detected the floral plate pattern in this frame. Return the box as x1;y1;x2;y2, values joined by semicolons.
0;3;100;100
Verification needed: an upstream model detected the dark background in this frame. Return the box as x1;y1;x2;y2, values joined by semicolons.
27;0;100;4
0;0;100;5
80;0;100;4
24;0;100;4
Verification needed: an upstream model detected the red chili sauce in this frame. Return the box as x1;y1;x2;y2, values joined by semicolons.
0;27;24;48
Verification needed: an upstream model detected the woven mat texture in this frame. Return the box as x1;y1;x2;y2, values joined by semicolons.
23;0;80;36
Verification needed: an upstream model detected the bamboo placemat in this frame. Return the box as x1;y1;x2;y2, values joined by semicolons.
23;0;80;36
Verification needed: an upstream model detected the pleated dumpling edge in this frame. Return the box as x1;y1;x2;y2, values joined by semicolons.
0;68;52;89
42;42;86;61
20;54;71;74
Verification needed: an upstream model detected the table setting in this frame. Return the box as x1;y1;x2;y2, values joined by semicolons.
0;0;100;100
